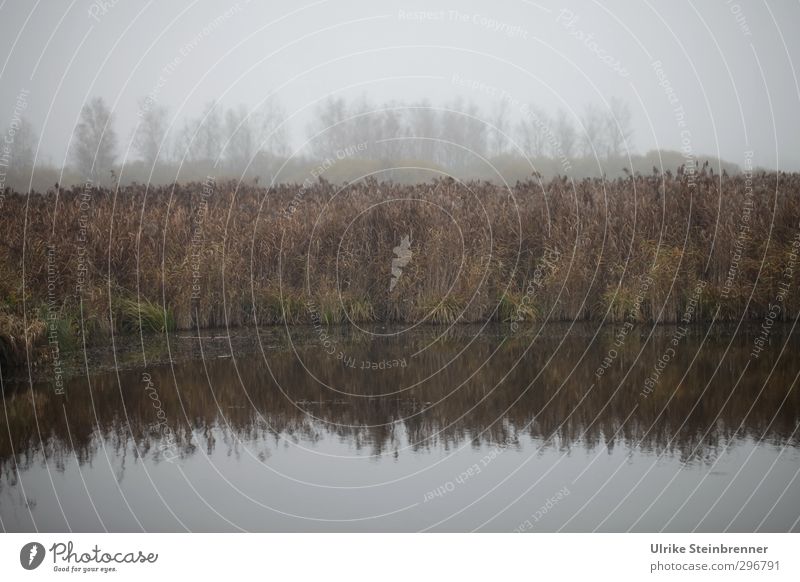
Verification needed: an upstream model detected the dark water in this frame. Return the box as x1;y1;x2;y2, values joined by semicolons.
1;323;799;532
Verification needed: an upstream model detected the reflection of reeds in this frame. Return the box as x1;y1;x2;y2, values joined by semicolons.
2;325;798;470
0;169;798;362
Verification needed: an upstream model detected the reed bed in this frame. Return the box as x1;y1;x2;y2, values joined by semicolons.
0;168;798;366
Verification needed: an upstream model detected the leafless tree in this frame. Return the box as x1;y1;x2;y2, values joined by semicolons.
224;104;260;173
306;96;348;159
348;96;378;159
461;100;487;164
579;103;607;158
406;100;437;162
71;97;117;181
604;97;633;158
257;97;289;158
378;103;407;160
7;116;36;175
517;105;550;158
133;98;168;168
488;100;510;157
436;98;486;169
175;100;224;164
224;100;289;174
552;109;577;160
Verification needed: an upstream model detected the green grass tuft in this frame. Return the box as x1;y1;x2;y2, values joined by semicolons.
115;297;176;333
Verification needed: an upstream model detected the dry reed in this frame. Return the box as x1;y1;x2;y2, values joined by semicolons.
0;168;798;366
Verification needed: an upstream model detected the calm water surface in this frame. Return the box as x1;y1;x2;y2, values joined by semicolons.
2;323;799;532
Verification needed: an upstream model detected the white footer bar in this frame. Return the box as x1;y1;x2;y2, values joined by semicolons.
1;533;797;580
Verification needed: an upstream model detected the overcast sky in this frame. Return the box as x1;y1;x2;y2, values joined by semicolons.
1;0;798;170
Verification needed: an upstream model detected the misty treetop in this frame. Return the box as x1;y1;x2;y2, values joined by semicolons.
2;95;737;192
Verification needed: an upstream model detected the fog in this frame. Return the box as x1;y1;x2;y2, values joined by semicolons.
1;0;799;185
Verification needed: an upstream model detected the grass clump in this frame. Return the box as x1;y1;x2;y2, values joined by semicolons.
254;290;309;325
0;309;46;369
115;297;175;333
415;295;464;325
498;291;539;323
344;296;375;323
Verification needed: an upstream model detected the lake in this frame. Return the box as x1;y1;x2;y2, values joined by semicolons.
2;323;799;532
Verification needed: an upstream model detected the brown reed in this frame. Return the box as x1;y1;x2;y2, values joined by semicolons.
0;168;798;367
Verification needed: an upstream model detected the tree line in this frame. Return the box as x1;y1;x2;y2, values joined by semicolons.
3;94;738;190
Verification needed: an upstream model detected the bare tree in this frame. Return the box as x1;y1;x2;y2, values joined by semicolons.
224;104;259;173
518;105;550;158
437;98;486;169
436;98;466;167
224;100;289;174
133;98;168;168
349;95;378;159
197;101;223;162
579;103;607;158
461;100;487;164
378;103;407;161
175;100;224;164
488;100;510;157
552;109;576;160
604;98;633;158
307;96;348;158
71;97;117;181
259;97;289;158
7;116;36;175
406;99;436;162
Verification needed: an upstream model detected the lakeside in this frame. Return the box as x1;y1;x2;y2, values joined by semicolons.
1;171;799;370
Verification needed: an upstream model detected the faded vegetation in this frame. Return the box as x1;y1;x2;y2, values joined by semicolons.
1;167;798;369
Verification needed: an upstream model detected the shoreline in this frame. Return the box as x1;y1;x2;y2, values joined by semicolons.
3;320;795;387
2;174;799;374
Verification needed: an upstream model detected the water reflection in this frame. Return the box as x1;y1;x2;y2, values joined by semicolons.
1;324;799;531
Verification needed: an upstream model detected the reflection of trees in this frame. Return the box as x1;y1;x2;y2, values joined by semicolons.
2;326;798;474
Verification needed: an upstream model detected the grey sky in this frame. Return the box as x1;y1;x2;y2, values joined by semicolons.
1;0;798;170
